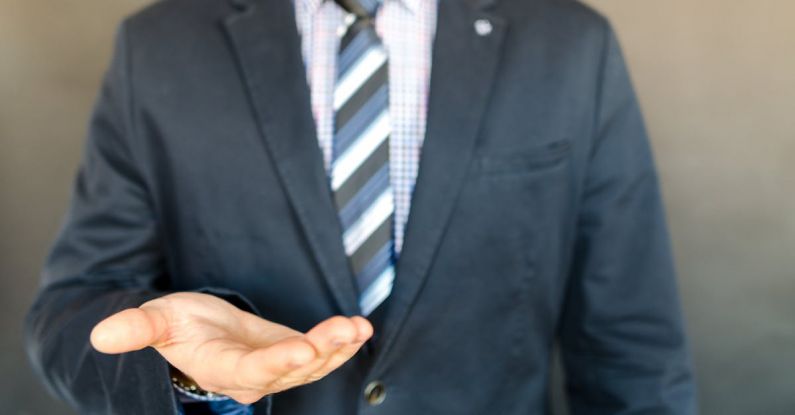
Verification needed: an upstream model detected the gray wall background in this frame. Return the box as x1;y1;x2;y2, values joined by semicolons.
1;0;793;414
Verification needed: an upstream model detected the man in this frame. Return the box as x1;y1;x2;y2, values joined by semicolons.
25;0;697;413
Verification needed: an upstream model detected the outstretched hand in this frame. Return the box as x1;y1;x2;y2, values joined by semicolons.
90;292;373;404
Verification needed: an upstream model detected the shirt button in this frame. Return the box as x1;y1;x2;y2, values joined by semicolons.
364;381;386;406
344;13;356;26
474;18;493;36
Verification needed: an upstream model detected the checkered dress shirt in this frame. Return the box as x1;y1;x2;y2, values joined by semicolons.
293;0;438;254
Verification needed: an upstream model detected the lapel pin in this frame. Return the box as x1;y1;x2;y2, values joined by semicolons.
474;19;493;36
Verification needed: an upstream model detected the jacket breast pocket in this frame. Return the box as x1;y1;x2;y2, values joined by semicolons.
474;139;571;178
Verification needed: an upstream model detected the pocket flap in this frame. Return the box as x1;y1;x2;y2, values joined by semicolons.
476;139;571;175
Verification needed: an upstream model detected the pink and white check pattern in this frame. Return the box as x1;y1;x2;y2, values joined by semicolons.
294;0;437;255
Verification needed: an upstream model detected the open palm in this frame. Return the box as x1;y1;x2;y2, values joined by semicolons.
91;292;373;404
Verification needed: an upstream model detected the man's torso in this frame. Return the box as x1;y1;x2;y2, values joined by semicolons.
119;0;607;412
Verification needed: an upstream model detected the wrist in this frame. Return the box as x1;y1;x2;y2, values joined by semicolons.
169;365;230;402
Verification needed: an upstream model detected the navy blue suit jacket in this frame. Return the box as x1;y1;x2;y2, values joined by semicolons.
26;0;697;413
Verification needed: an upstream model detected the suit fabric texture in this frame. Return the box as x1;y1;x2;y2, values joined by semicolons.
25;0;697;413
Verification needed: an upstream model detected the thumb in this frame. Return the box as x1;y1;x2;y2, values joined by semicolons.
90;305;169;354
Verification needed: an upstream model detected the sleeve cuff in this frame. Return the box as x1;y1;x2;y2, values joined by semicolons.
172;383;258;415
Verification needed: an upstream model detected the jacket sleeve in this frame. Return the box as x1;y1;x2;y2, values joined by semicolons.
558;21;698;415
23;20;264;415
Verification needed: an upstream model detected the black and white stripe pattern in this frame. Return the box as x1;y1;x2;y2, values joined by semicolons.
331;3;394;317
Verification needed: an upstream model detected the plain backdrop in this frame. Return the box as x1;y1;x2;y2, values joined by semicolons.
1;1;793;414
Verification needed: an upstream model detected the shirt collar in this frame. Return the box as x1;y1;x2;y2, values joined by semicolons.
298;0;419;15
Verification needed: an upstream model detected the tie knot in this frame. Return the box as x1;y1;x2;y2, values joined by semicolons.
336;0;382;19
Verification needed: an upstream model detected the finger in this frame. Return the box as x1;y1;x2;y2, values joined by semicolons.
279;316;371;384
301;333;369;383
350;316;374;342
276;349;337;383
90;306;168;354
234;336;317;389
308;316;372;372
303;316;359;358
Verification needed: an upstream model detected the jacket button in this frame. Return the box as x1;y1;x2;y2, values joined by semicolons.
364;381;386;406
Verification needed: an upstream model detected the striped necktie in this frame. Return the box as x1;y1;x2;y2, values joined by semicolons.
330;0;393;318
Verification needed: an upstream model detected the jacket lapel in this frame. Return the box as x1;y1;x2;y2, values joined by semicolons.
374;0;507;366
221;0;361;316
